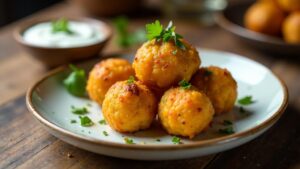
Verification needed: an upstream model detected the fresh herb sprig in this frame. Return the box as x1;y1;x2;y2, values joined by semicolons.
99;119;107;125
124;137;135;144
71;106;88;115
52;18;73;34
113;17;146;48
127;76;135;84
146;20;186;50
219;126;235;134
179;80;191;89
63;64;87;97
172;136;181;144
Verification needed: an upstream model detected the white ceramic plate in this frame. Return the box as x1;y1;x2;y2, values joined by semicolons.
26;49;288;160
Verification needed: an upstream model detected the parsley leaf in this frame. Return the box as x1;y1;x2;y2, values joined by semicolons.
156;139;161;142
238;96;255;105
219;126;235;134
71;106;88;115
113;17;146;48
99;119;107;125
145;20;185;49
124;137;135;144
79;116;94;127
146;20;163;40
63;64;87;97
52;18;73;34
172;136;181;144
223;120;233;126
102;131;109;136
179;80;191;89
127;76;135;84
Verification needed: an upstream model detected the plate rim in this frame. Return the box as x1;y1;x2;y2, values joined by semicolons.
26;49;289;150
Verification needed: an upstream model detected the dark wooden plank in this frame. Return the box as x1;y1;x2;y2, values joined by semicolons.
205;106;300;169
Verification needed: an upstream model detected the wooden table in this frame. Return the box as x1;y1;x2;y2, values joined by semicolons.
1;2;300;169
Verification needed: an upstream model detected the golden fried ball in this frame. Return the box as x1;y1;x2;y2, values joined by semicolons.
244;1;284;35
283;12;300;44
86;58;134;105
191;66;238;115
102;81;157;133
277;0;300;12
158;87;214;138
133;39;200;89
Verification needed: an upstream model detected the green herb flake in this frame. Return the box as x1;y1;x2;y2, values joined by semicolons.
172;136;181;144
156;139;161;142
223;120;233;126
172;50;177;55
238;96;255;105
127;76;135;84
219;126;235;134
145;20;185;49
71;106;88;115
79;116;94;127
178;80;191;89
63;64;87;97
70;119;77;124
124;137;135;144
103;131;109;136
204;69;213;76
99;119;107;125
239;106;246;114
52;18;73;34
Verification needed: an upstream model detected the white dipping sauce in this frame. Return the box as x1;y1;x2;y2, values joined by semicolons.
23;21;105;48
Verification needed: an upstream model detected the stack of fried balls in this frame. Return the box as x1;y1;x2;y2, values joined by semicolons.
87;21;237;138
244;0;300;44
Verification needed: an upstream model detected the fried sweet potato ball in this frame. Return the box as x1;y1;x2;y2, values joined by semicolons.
277;0;300;12
86;58;134;105
158;87;214;138
133;39;200;89
283;12;300;44
244;1;284;35
102;80;157;133
191;66;238;115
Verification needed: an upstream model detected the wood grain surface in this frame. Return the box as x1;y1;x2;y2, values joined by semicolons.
0;1;300;169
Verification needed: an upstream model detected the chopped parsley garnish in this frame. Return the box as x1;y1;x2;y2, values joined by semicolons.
113;17;146;48
172;50;177;55
223;120;233;126
71;106;88;115
79;116;94;127
146;20;185;50
172;136;181;144
127;76;135;84
70;119;77;123
99;119;107;125
239;106;246;114
63;64;87;97
238;96;255;105
52;18;73;34
179;80;191;89
219;126;235;134
102;131;109;136
124;137;135;144
156;139;161;142
204;69;213;76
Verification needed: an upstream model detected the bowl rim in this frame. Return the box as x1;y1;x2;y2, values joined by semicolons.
13;16;112;50
215;1;300;47
26;49;289;150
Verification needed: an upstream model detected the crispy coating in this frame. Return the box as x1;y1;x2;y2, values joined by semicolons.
244;1;284;35
191;66;238;115
86;58;134;105
133;39;200;89
159;87;214;138
283;12;300;44
102;81;157;133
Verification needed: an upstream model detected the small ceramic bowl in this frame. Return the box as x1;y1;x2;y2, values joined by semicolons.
14;17;112;68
